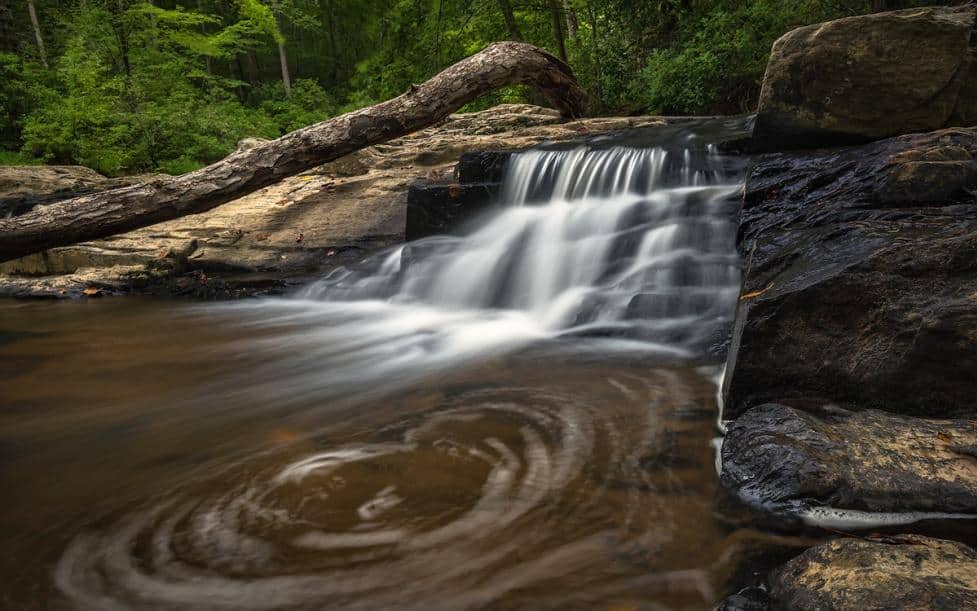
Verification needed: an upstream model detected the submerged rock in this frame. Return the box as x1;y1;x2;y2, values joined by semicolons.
754;5;977;149
715;587;771;611
770;536;977;609
721;403;977;522
723;127;977;419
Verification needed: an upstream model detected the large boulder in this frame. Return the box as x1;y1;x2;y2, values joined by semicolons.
723;127;977;419
770;536;977;609
754;5;977;150
721;403;977;522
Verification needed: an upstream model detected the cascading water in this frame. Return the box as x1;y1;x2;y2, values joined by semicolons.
34;119;768;611
305;142;741;344
213;132;746;404
189;133;746;407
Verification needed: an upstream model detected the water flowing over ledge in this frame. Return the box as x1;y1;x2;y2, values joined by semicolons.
196;124;750;409
45;119;759;610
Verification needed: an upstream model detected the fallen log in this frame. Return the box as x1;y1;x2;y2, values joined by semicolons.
0;42;586;263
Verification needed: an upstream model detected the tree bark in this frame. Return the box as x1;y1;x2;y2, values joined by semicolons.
271;0;291;96
547;0;568;63
113;0;132;78
277;42;291;95
495;0;522;41
26;0;48;67
563;0;578;38
0;42;587;263
197;0;212;74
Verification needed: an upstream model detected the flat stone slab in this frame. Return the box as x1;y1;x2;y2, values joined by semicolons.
770;536;977;609
721;403;977;524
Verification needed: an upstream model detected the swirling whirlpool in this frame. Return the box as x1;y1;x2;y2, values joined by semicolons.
4;119;768;609
54;366;727;610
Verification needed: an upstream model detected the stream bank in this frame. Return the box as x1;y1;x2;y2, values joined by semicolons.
719;4;977;608
0;105;666;298
2;4;977;609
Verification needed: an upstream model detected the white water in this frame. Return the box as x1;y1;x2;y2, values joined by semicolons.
48;128;754;611
310;145;740;326
202;138;745;407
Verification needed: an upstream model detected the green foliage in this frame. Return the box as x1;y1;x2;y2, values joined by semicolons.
0;150;42;165
0;53;33;150
235;0;283;45
634;1;841;114
16;1;282;175
2;0;956;175
256;78;336;132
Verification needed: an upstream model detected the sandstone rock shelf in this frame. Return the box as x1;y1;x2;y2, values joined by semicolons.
0;105;666;298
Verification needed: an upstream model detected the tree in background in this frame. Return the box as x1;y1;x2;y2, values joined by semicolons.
0;0;959;175
26;0;48;67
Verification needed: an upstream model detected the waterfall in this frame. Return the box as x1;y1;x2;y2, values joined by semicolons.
298;141;743;353
48;121;755;611
202;128;747;405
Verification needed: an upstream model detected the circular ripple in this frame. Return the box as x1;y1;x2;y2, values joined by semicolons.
55;373;716;610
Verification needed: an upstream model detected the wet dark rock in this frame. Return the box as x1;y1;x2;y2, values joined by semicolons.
754;5;977;150
721;403;977;519
405;181;502;240
456;150;513;184
770;536;977;609
723;127;977;419
715;586;771;611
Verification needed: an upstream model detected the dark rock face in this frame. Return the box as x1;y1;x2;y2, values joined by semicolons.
405;151;514;241
715;587;771;611
405;181;502;241
754;5;977;150
770;536;977;610
722;403;977;518
456;151;513;184
723;128;977;420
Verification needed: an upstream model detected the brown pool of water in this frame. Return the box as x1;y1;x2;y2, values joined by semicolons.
1;299;810;610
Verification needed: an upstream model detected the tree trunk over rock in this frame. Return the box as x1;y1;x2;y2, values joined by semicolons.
0;42;586;263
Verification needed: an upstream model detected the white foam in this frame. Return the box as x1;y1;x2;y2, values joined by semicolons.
800;506;977;530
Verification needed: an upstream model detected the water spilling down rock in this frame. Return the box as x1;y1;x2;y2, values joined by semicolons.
1;117;791;610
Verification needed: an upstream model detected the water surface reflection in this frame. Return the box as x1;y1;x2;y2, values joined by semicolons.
0;301;806;610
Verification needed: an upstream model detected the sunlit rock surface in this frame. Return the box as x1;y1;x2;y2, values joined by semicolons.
0;104;666;296
0;165;105;200
770;536;977;609
721;403;977;521
754;5;977;149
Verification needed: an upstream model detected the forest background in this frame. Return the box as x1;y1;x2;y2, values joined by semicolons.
0;0;955;176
